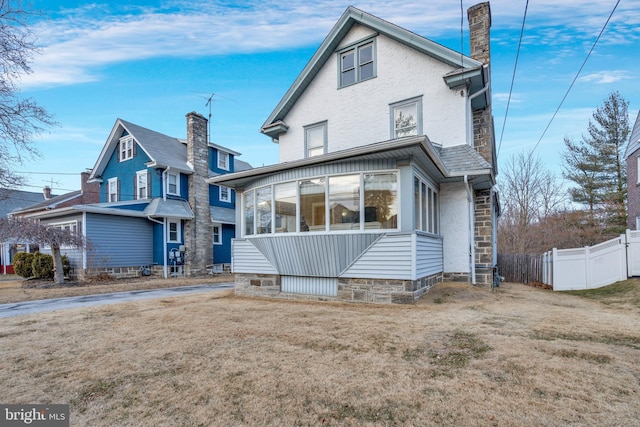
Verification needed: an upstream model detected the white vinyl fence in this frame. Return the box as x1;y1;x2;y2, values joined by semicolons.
542;230;640;291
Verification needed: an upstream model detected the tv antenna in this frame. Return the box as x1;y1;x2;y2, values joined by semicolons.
205;92;215;141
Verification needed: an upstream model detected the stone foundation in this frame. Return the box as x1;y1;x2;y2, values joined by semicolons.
443;272;471;283
234;273;442;305
72;264;165;281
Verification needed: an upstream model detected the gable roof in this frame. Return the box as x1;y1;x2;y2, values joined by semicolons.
11;190;82;215
0;189;45;218
624;110;640;159
260;6;485;139
89;119;192;181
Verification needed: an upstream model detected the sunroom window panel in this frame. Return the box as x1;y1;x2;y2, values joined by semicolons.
300;178;326;232
275;182;297;233
244;190;255;236
256;187;272;235
421;183;427;231
414;178;420;231
364;173;397;229
329;175;360;231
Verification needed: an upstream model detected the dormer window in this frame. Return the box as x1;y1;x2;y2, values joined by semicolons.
119;136;135;161
338;38;376;88
218;151;229;171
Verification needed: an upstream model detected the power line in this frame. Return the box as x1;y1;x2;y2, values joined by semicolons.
497;0;529;159
530;0;621;155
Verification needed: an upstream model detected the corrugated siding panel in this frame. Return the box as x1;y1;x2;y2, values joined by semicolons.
232;239;278;274
343;234;413;279
416;233;443;277
249;159;397;188
281;276;337;297
249;234;380;276
85;213;152;267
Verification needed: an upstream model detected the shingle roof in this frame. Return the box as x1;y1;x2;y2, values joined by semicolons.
0;189;45;218
143;198;194;219
119;119;190;171
437;144;492;173
11;190;82;215
211;206;235;224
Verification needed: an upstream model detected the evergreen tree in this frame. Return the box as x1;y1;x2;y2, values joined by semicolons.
562;91;630;232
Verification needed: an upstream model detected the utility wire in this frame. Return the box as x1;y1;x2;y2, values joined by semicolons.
530;0;621;155
497;0;529;159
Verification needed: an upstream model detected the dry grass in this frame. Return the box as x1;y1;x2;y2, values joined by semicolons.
0;274;232;304
1;281;640;426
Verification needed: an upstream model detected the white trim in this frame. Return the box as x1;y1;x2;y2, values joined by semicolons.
218;151;230;171
213;222;222;245
167;220;181;243
167;172;179;196
219;185;231;203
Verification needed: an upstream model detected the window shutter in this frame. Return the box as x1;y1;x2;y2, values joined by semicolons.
133;141;137;157
147;172;152;198
117;179;120;202
133;175;137;200
117;143;121;162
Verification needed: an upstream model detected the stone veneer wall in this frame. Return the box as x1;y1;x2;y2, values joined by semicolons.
234;273;442;305
184;112;213;276
474;189;494;285
468;2;495;286
72;264;165;280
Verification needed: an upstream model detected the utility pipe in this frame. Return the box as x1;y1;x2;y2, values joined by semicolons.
464;175;476;285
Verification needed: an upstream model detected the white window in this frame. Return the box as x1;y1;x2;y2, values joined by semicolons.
167;220;181;243
305;122;327;158
218;151;229;171
637;156;640;184
213;223;221;245
136;170;149;200
219;185;231;203
413;176;439;234
46;221;79;249
119;136;135;161
107;178;119;202
338;39;376;87
167;172;179;196
391;97;423;138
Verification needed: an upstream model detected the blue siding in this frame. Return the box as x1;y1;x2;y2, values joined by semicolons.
85;213;152;267
100;136;152;202
150;169;163;198
180;173;189;199
152;222;164;265
209;184;236;209
209;147;235;174
214;224;234;264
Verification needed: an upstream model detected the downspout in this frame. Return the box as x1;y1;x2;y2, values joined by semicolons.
466;65;491;145
464;175;476;285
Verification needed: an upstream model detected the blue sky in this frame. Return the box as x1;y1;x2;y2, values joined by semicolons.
14;0;640;194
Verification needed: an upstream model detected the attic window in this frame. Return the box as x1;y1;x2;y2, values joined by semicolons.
119;136;135;161
218;151;229;171
338;38;376;88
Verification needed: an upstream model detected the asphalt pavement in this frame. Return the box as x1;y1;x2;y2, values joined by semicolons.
0;283;234;318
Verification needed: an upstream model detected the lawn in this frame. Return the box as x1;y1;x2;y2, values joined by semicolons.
1;280;639;426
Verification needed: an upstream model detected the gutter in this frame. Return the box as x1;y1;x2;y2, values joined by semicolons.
464;175;476;285
466;64;491;145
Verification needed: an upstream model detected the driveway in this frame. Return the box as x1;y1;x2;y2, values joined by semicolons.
0;283;233;318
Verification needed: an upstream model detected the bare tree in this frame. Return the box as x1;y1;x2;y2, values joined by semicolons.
0;0;56;188
0;217;84;284
498;150;567;254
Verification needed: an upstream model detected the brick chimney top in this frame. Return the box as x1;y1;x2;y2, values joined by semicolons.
467;2;491;65
43;186;51;199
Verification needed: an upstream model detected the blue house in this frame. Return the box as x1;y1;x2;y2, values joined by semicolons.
25;112;250;278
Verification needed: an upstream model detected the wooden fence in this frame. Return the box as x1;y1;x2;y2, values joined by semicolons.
497;253;544;284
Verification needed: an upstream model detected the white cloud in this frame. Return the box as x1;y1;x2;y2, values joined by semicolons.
580;71;631;84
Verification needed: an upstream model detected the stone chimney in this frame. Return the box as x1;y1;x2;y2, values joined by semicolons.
184;111;213;276
43;186;51;199
81;171;100;203
468;2;496;287
467;2;494;169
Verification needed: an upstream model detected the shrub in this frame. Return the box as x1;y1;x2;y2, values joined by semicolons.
31;252;54;280
13;252;34;278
